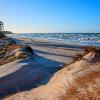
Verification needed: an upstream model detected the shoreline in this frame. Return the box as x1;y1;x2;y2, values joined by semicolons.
0;37;85;98
3;38;100;99
6;33;100;47
14;37;84;49
0;36;100;99
15;37;85;64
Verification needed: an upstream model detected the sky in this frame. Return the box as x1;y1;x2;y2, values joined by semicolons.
0;0;100;33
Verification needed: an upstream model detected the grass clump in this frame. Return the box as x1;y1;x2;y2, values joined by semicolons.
74;46;100;61
0;31;5;38
0;44;23;66
0;44;34;66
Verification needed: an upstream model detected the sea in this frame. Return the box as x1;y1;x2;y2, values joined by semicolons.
7;33;100;46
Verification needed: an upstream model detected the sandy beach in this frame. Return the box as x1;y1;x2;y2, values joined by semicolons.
15;38;84;64
0;38;85;98
0;36;99;100
0;0;100;99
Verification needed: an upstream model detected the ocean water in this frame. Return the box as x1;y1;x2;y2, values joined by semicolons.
8;33;100;46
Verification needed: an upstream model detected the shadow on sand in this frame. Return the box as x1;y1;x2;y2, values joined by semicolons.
0;55;63;98
34;49;75;58
16;39;83;50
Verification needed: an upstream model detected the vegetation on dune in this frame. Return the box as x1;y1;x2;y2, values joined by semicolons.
0;44;34;66
74;46;100;61
0;31;34;66
84;46;100;54
0;31;5;38
0;44;22;65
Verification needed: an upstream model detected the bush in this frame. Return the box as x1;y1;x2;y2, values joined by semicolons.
0;31;5;38
84;46;100;54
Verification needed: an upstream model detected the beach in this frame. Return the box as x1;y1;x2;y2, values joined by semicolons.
0;36;100;99
0;37;84;97
16;38;84;64
0;0;100;99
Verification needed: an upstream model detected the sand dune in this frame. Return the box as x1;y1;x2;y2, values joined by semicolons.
0;38;84;98
0;55;62;98
0;38;99;99
4;50;100;100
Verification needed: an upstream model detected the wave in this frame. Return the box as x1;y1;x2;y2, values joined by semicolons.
7;33;100;46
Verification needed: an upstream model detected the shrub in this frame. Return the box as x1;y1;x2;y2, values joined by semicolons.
84;46;100;54
0;31;5;38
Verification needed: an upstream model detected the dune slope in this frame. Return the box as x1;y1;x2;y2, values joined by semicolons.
4;50;100;100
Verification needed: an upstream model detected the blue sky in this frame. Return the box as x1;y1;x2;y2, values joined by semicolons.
0;0;100;33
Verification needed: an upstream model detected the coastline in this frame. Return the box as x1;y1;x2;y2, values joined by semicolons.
0;37;84;98
6;33;100;47
0;36;100;99
15;37;85;64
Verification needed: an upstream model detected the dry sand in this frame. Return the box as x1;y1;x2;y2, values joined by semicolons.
4;49;100;100
0;38;87;99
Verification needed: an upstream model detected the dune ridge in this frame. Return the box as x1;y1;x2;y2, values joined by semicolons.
4;48;100;100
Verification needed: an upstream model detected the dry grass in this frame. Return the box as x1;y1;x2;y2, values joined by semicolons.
74;46;100;61
0;44;23;51
0;32;5;38
0;44;34;66
84;46;100;54
74;54;83;61
0;44;23;66
0;56;17;66
62;70;100;100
